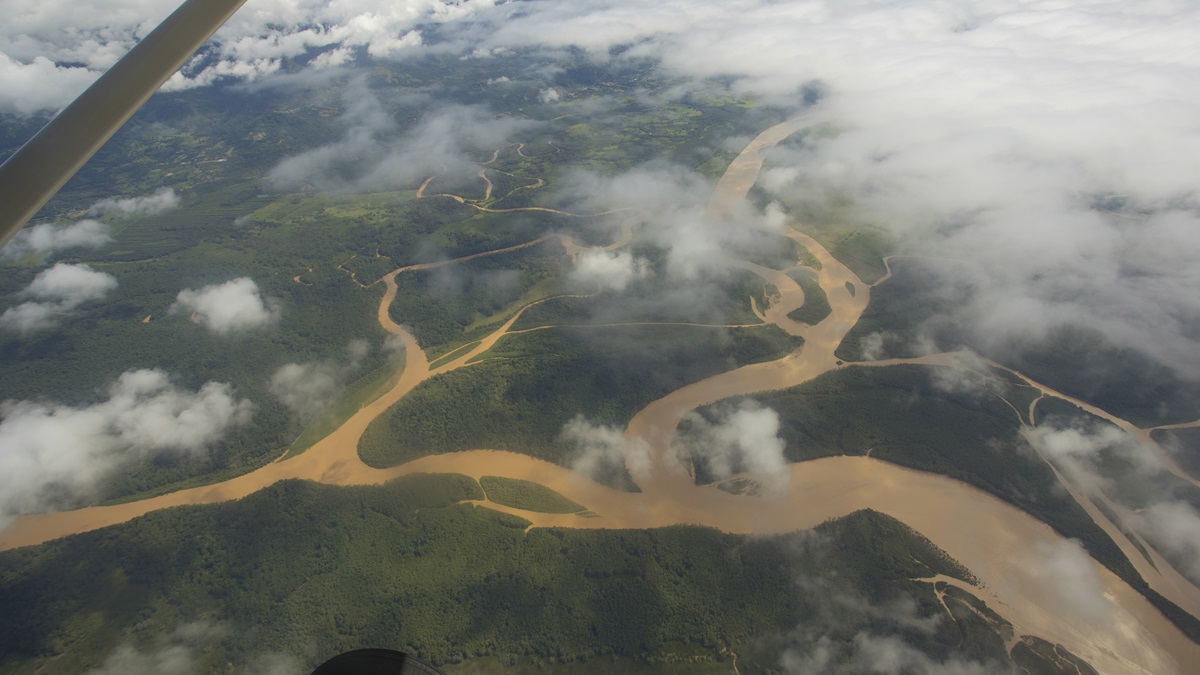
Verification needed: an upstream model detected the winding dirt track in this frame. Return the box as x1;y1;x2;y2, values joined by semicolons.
4;120;1200;674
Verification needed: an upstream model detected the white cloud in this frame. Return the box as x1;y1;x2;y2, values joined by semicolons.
0;303;60;334
779;567;1006;674
1132;501;1200;580
0;262;118;334
268;81;535;192
12;0;1194;377
1;219;112;260
676;400;790;491
24;261;117;303
1026;419;1200;584
0;369;253;526
571;249;648;293
270;340;369;424
1025;539;1115;623
0;52;98;116
560;416;651;482
538;87;561;103
171;277;280;335
0;0;489;114
88;187;180;217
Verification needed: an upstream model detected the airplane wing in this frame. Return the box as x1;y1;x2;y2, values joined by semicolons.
0;0;247;250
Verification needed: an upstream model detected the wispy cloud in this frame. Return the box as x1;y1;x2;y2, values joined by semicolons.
84;622;303;675
268;79;534;193
270;340;369;424
1028;418;1200;585
88;187;180;217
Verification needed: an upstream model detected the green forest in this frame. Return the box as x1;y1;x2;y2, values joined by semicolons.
684;363;1200;643
0;474;1091;674
358;325;803;477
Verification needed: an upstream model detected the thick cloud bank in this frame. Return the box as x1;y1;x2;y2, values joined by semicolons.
0;262;118;334
0;369;253;527
171;277;280;335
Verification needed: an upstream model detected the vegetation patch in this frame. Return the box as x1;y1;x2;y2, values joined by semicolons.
784;268;831;325
480;476;586;514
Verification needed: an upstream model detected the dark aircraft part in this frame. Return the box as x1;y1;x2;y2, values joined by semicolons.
0;0;248;251
311;649;447;675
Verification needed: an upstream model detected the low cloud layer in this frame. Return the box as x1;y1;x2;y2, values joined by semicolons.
775;533;1007;675
172;277;280;335
1132;501;1200;580
0;369;253;527
0;262;118;334
1025;538;1114;623
2;188;176;260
